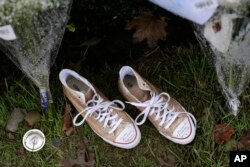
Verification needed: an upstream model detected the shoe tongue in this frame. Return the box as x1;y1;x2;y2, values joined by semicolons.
84;88;95;102
130;82;150;102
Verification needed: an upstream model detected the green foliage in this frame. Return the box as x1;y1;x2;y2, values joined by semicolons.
66;22;76;32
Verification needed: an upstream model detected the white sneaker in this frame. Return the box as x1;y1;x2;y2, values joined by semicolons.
118;66;196;145
59;69;141;149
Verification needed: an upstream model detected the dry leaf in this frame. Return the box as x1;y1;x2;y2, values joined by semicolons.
125;12;167;48
6;132;15;140
214;124;235;144
63;103;74;136
239;130;250;146
16;146;25;156
62;140;95;167
237;129;250;150
24;111;41;126
157;153;176;167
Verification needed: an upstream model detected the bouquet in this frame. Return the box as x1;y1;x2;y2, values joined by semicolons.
194;0;250;115
0;0;72;109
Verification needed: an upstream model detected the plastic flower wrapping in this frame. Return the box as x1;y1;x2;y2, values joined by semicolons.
150;0;250;115
194;0;250;115
0;0;72;109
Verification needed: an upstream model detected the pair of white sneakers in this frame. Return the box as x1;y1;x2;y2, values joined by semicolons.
59;66;197;149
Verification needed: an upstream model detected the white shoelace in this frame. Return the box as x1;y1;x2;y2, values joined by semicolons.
73;94;124;134
127;92;196;129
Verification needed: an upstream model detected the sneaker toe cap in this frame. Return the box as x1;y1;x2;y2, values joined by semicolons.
171;117;196;144
160;117;196;145
114;123;141;149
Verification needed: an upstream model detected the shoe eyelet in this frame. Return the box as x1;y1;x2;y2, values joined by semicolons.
142;83;148;87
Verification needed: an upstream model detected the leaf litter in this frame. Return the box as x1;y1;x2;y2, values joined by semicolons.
213;124;235;144
24;110;41;126
62;103;74;136
62;140;95;167
16;146;25;156
157;152;176;167
237;129;250;150
125;12;167;48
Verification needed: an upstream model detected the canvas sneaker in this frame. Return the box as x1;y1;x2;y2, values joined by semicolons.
59;69;141;149
118;66;196;145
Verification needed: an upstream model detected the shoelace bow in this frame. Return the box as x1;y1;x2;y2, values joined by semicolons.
73;94;124;134
127;92;196;129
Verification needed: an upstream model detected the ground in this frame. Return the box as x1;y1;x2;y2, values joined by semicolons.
1;1;250;167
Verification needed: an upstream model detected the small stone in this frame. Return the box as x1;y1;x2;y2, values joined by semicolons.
6;108;26;132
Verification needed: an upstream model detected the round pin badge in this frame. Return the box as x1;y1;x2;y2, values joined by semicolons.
22;129;45;152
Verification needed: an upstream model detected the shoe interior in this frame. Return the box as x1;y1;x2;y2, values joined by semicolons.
66;76;89;93
124;75;137;89
123;75;149;102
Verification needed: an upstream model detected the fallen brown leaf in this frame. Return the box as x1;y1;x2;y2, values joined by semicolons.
214;124;235;144
24;110;41;126
62;140;95;167
16;146;25;156
237;129;250;150
6;132;15;140
125;12;167;48
63;103;74;136
157;153;176;167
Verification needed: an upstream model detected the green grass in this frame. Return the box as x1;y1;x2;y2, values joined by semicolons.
1;45;250;166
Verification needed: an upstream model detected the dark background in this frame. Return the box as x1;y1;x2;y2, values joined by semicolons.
0;0;197;80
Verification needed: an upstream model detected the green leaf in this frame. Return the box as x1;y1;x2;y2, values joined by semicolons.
66;23;76;32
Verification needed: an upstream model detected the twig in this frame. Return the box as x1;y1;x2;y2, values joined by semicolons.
144;46;159;57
